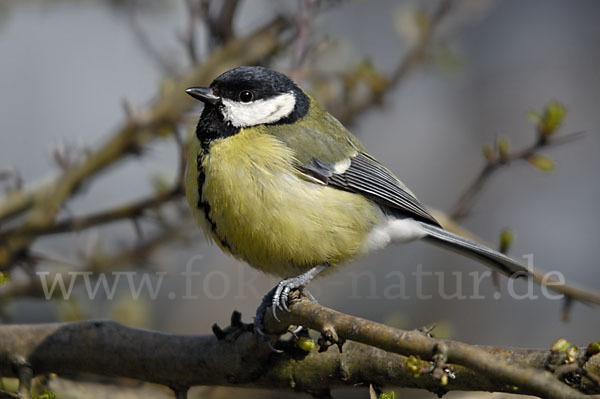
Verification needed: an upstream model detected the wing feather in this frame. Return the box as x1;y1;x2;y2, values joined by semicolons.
299;152;440;226
265;105;440;226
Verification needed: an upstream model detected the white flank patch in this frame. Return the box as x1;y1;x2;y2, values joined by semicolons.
332;157;352;174
362;218;426;253
221;91;296;127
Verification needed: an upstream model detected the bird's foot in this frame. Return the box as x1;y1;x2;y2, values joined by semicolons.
253;265;327;351
253;286;277;339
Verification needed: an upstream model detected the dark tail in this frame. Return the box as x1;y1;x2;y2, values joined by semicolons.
418;222;532;277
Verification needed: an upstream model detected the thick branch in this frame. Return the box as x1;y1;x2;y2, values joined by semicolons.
0;304;597;397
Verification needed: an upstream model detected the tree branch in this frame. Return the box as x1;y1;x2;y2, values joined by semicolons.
0;187;182;240
450;130;585;220
0;16;289;270
0;302;597;397
206;0;240;47
335;0;453;126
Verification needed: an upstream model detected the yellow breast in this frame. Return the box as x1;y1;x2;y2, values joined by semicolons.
185;128;380;278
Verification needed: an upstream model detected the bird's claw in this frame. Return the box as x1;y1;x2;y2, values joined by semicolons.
267;276;301;321
253;265;327;352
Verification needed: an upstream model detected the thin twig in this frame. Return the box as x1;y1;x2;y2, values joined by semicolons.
335;0;453;125
389;0;452;87
127;1;177;75
16;362;32;399
0;124;188;240
206;0;240;47
449;131;585;220
0;223;195;302
0;187;182;239
179;0;201;65
290;0;319;79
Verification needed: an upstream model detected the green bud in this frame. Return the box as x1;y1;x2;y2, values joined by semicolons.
527;110;541;124
296;337;316;352
552;338;571;352
482;145;495;162
499;229;514;254
539;101;566;137
497;137;509;160
380;391;396;399
355;59;388;94
33;391;56;399
586;341;600;357
0;272;9;286
440;374;448;386
566;345;579;363
406;355;421;376
528;154;555;172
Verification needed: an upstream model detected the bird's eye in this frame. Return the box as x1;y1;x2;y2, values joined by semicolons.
239;90;254;103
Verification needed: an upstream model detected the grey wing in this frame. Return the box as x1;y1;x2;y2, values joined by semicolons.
299;151;441;226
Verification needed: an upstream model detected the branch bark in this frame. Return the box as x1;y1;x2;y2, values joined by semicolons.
0;301;597;397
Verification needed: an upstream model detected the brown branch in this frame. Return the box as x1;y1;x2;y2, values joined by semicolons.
0;16;289;270
178;0;202;65
389;0;452;87
0;223;196;303
206;0;240;47
290;0;319;77
0;187;182;240
335;0;453;125
127;2;178;75
0;304;598;397
449;130;585;220
268;298;599;398
0;125;188;248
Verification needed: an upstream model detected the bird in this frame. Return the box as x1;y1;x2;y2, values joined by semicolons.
184;65;530;331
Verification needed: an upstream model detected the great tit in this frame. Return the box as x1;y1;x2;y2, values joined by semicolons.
185;66;530;328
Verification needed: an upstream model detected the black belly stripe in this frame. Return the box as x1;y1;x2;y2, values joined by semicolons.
196;153;232;251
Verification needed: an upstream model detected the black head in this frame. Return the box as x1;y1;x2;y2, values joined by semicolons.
186;66;309;146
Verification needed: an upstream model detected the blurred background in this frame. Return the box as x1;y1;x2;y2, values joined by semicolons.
1;0;599;397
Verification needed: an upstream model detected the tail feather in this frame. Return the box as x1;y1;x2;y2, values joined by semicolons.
418;222;531;277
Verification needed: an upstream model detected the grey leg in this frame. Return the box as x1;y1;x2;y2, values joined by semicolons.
254;264;327;337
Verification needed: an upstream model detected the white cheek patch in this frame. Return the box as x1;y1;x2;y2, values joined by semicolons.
221;91;296;127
